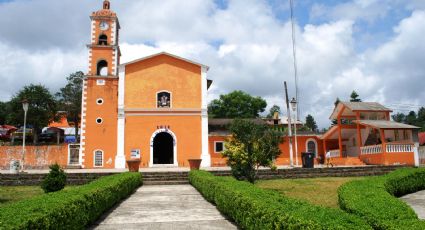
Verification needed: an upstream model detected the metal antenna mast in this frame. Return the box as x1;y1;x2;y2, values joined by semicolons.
289;0;300;116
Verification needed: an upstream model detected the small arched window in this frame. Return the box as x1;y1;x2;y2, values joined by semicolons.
307;140;317;156
98;34;108;45
157;91;171;108
94;150;104;167
97;60;108;76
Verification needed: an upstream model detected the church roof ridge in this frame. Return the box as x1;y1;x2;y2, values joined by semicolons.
119;52;210;70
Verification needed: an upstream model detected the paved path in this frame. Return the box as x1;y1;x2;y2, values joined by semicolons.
91;185;238;230
400;190;425;220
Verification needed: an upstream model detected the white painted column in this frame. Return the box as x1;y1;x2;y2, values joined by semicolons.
414;142;420;167
200;66;211;167
115;66;126;169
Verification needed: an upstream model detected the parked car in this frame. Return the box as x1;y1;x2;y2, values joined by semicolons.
0;125;17;141
12;128;34;141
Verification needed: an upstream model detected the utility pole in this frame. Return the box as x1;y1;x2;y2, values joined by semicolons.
284;82;294;167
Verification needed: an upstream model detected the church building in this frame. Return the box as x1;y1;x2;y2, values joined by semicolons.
80;1;210;169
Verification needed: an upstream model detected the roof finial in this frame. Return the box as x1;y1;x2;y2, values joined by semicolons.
103;0;110;10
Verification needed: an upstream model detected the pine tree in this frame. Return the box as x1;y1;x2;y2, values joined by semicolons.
305;114;318;132
350;91;362;102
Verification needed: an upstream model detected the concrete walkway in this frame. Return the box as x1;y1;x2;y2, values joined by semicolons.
400;190;425;220
91;185;238;230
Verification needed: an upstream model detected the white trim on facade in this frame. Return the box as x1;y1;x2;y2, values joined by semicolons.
126;113;202;116
115;66;126;169
305;138;319;157
79;79;88;168
200;66;210;167
96;98;104;105
149;129;178;167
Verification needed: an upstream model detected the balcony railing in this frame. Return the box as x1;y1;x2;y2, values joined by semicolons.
329;149;340;158
360;143;414;155
386;144;414;153
360;144;382;155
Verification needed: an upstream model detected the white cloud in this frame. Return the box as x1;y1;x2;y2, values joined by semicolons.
0;0;424;129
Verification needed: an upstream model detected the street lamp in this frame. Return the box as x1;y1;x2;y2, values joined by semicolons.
290;98;299;166
21;99;29;172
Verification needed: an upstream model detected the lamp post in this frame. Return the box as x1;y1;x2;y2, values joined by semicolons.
290;98;298;166
21;99;29;172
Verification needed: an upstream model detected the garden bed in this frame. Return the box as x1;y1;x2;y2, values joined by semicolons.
338;168;425;229
189;170;370;229
0;172;142;229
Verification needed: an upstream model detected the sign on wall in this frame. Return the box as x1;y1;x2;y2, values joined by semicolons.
130;149;140;159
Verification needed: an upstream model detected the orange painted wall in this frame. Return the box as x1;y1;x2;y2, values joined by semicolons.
124;54;202;109
89;48;115;76
209;136;228;166
360;152;415;166
83;78;118;169
124;116;202;167
209;135;323;166
0;145;68;169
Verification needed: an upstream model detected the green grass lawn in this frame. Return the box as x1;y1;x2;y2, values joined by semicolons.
256;177;364;209
0;186;44;207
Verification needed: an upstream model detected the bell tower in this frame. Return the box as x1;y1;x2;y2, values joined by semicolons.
79;0;121;168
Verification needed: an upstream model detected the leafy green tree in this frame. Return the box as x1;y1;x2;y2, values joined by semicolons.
56;71;84;141
267;105;281;118
392;113;406;123
222;119;282;183
0;101;9;125
405;111;417;125
305;114;318;132
208;90;267;118
350;90;362;102
7;84;57;143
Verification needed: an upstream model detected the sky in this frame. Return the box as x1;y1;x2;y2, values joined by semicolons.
0;0;424;129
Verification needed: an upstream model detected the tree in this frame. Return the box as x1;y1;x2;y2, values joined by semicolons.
7;84;57;143
392;113;406;123
0;101;9;125
222;119;282;183
208;90;267;118
41;163;67;193
266;105;281;118
56;71;84;142
305;114;318;132
350;90;362;102
406;111;417;125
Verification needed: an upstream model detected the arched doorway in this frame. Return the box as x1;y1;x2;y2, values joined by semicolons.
153;132;174;164
306;138;318;157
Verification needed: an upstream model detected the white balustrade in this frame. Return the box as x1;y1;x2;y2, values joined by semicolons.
386;144;413;153
360;144;382;155
360;143;414;155
329;149;340;158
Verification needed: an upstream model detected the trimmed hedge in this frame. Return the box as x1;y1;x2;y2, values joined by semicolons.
0;172;142;229
189;170;370;230
338;168;425;230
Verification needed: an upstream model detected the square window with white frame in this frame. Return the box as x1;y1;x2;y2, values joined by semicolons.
215;141;225;153
94;150;103;167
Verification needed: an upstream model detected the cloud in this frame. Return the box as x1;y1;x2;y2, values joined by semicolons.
0;0;424;129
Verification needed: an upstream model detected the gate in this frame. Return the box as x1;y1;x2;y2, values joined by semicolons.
68;144;80;165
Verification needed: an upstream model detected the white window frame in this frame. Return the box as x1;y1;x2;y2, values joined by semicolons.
214;141;225;153
156;90;172;108
93;149;104;167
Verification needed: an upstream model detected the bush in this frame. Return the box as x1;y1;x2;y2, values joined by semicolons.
41;164;67;193
0;172;142;229
338;168;425;229
189;170;370;230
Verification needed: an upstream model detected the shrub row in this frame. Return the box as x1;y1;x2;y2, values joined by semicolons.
189;170;370;230
338;168;425;230
0;172;142;229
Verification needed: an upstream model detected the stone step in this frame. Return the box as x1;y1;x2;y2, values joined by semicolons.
143;177;189;181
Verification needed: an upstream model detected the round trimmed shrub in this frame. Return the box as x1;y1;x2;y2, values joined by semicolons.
41;163;67;193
